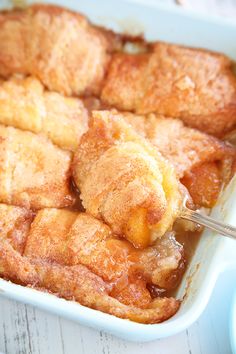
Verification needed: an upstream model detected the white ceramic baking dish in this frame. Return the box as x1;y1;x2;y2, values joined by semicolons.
1;0;236;342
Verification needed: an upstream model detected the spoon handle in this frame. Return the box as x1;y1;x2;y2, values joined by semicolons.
181;207;236;240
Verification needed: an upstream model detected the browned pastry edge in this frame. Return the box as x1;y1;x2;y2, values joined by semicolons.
101;42;236;137
0;231;180;324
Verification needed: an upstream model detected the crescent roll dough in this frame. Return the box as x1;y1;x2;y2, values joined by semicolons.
0;76;88;150
0;204;184;323
121;112;235;177
0;125;74;209
73;110;182;248
0;4;112;96
116;111;235;207
101;42;236;137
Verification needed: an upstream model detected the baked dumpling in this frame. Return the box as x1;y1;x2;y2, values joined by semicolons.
122;112;234;177
0;4;112;96
0;205;183;323
73;110;182;248
0;125;74;209
24;208;184;305
0;76;88;150
101;42;236;136
120;111;236;207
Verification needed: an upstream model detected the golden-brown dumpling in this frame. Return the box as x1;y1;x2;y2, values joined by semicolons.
0;76;88;150
0;4;111;96
0;205;182;324
101;43;236;137
0;125;74;209
73;110;182;248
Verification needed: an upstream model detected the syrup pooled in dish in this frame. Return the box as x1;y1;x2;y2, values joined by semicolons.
0;3;235;324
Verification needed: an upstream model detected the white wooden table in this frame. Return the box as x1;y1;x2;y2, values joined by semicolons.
0;1;236;353
0;270;235;354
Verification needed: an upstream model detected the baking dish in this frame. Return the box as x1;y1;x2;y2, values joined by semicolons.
230;290;236;353
1;0;236;342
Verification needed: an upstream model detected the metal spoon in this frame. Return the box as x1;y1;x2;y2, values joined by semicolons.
181;202;236;240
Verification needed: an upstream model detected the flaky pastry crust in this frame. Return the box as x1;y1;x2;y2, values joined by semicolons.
73;110;182;248
0;125;74;209
114;111;235;177
116;110;235;206
0;4;112;96
0;76;88;150
0;205;183;324
101;42;236;137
